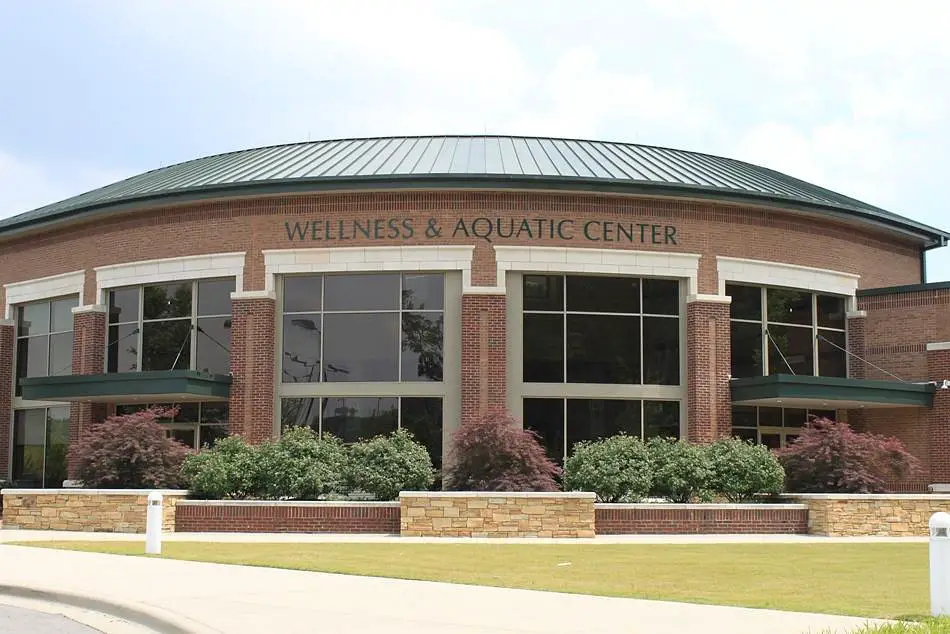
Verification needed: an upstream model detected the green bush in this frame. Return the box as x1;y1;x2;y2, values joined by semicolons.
181;435;264;499
706;438;784;502
346;429;434;501
564;434;652;503
647;437;712;503
259;427;348;500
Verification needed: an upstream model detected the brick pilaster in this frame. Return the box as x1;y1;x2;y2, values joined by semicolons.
229;292;276;443
0;319;14;479
68;305;107;478
686;295;732;443
846;311;867;380
461;294;506;427
928;345;950;483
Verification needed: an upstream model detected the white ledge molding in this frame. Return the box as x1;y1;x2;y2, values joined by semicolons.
688;294;732;304
490;246;701;295
231;290;277;301
927;342;950;352
717;256;860;298
95;253;246;301
4;270;85;319
72;304;108;314
263;246;477;292
846;310;868;319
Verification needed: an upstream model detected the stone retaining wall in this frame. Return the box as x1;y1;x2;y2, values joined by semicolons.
595;504;809;534
1;489;188;533
791;494;950;536
399;492;596;537
175;500;399;533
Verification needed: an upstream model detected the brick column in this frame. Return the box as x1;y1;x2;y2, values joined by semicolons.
686;295;732;443
229;291;276;443
846;310;867;379
0;319;14;479
927;343;950;483
461;294;506;427
68;305;108;478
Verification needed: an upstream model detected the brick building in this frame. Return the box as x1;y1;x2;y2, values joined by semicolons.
1;135;948;491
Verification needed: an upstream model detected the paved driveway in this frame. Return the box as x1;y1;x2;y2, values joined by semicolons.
0;544;883;634
0;604;102;633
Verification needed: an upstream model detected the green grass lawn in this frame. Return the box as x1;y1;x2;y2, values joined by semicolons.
16;541;928;619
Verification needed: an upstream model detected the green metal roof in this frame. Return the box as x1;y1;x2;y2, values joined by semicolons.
3;135;948;245
731;374;936;409
19;370;231;403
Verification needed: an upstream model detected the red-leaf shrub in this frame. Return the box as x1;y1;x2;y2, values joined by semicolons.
444;411;561;491
776;417;921;493
70;408;192;489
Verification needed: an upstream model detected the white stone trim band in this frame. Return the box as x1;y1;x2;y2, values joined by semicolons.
231;290;277;301
95;252;246;301
0;319;14;327
846;310;868;319
687;294;732;304
927;342;950;352
717;256;860;297
399;491;596;499
4;270;85;319
72;304;108;314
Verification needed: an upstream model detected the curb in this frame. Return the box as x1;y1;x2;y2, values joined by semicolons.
0;584;220;634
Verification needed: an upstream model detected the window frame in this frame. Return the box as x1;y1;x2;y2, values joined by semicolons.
13;295;80;393
11;405;71;488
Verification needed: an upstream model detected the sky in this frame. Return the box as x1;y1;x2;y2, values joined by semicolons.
1;1;949;279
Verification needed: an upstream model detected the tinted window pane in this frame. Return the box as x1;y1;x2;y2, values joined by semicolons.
734;428;758;443
524;314;563;382
142;320;191;371
13;409;46;487
44;408;70;488
108;324;139;373
767;289;812;326
281;398;320;432
566;276;640;313
174;403;200;423
642;279;679;316
732;406;757;428
784;408;808;428
169;428;196;449
17;336;48;379
196;317;231;375
109;288;140;324
730;322;762;378
282;314;321;383
403;274;444;310
143;283;192;320
523;398;564;463
644;400;680;440
524;275;563;311
727;284;761;321
401;398;443;469
200;403;229;425
401;313;443;381
322;397;398;443
283;276;322;313
48;332;72;376
767;325;814;376
323;313;399;382
818;330;847;378
817;295;846;330
51;297;77;332
567;315;640;384
18;303;49;337
567;399;642;451
197;279;235;316
199;425;229;449
809;409;837;422
643;317;679;385
324;273;399;311
758;407;783;428
761;433;781;450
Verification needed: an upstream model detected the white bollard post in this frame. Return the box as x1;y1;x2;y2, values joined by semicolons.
146;491;163;555
930;512;950;616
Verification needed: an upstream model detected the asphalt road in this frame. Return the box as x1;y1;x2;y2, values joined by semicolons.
0;604;102;634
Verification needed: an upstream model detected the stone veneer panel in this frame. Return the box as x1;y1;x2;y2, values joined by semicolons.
791;494;950;536
1;489;188;533
399;492;596;538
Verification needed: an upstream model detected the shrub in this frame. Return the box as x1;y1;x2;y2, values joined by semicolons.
777;417;922;493
71;408;191;489
181;435;264;499
444;411;561;492
647;437;712;503
706;437;784;502
258;427;348;500
564;434;652;502
346;429;434;500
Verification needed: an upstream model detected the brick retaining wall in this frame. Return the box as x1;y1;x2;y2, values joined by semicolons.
1;489;187;533
595;504;809;534
791;494;950;536
174;500;399;533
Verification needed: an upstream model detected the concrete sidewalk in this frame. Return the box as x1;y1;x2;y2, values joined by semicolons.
0;543;884;634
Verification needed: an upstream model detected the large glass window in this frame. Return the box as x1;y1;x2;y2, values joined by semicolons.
731;405;836;449
522;275;680;386
115;402;229;450
726;284;847;378
15;296;79;395
523;398;681;463
281;273;444;383
12;406;70;487
107;279;234;374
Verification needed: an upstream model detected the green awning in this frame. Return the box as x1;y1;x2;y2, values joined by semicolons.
19;370;231;403
730;374;935;409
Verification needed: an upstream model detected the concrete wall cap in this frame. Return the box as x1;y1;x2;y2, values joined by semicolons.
595;503;809;510
398;491;596;499
1;489;190;496
788;493;950;500
176;500;399;507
